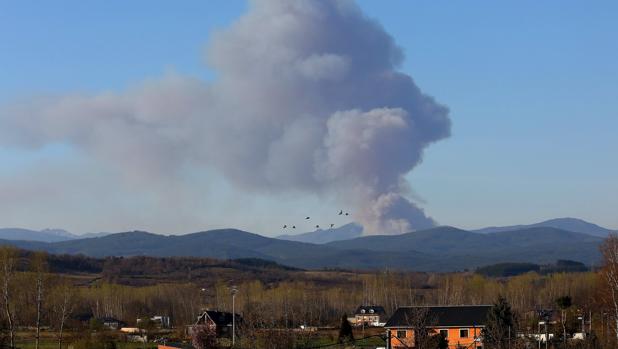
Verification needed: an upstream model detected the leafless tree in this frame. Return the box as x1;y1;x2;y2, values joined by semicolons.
191;324;218;349
50;279;75;349
397;307;438;349
31;252;48;349
600;234;618;339
0;247;18;348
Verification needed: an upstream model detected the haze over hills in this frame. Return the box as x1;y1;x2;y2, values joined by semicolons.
3;217;612;244
0;224;605;272
0;228;111;243
276;223;363;244
473;217;615;237
325;226;602;267
0;228;75;243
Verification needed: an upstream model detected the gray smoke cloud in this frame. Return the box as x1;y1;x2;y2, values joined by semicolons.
0;0;450;234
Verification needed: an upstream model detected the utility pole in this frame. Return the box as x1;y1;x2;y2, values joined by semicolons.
545;320;548;349
200;288;207;311
231;286;237;347
538;321;541;349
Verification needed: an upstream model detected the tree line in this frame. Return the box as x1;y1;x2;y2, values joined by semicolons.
2;235;618;348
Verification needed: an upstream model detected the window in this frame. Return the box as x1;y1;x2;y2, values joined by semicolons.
397;330;407;338
439;329;448;338
460;329;469;338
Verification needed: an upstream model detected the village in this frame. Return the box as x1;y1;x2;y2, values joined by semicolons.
15;299;598;349
59;302;595;349
1;239;616;349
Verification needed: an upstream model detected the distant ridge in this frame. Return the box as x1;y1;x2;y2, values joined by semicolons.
0;228;75;243
0;224;605;272
0;228;110;243
277;223;363;244
473;217;614;237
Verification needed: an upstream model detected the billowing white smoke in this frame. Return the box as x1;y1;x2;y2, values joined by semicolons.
0;0;450;234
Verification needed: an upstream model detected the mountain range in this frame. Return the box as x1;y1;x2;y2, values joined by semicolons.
0;228;110;242
472;217;613;237
277;223;363;244
0;217;612;272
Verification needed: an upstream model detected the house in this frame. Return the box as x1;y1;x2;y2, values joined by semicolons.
72;313;127;330
152;315;171;328
354;305;387;327
99;316;128;330
137;315;171;328
384;305;491;349
189;310;242;337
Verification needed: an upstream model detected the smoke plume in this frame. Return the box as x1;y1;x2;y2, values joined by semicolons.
0;0;450;234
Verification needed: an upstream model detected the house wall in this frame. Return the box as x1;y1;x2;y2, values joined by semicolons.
388;328;414;348
437;327;482;348
355;315;381;324
388;327;483;349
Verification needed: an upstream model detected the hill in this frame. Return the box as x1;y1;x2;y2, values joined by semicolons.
0;226;605;272
326;226;603;267
0;229;428;270
277;223;363;244
0;228;110;242
0;228;75;242
473;217;614;237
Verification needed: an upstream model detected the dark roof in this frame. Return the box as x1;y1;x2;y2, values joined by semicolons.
72;313;94;322
354;305;386;316
198;311;241;327
99;317;124;323
158;342;192;349
385;305;492;328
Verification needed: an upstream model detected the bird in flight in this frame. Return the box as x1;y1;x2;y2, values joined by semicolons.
345;212;349;216
338;210;343;215
292;225;296;229
283;225;287;229
305;216;310;220
330;224;334;228
315;225;320;229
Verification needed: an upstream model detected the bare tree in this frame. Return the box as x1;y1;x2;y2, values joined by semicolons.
191;324;218;349
600;234;618;339
555;295;572;347
31;252;48;349
397;307;438;349
50;279;75;349
0;247;18;349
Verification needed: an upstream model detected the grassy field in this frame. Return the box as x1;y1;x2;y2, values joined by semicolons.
11;327;386;349
14;340;157;349
13;332;158;349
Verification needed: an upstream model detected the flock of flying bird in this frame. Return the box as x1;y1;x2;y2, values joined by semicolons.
282;210;350;230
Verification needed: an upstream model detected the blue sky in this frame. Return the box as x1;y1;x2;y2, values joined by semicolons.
1;0;616;234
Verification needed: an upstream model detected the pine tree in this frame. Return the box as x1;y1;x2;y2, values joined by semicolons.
482;296;516;349
338;314;354;344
